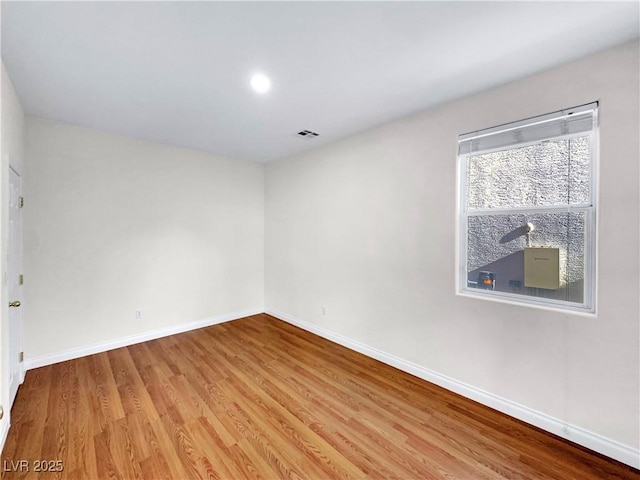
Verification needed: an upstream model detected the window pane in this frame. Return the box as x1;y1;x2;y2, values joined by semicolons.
466;212;585;304
466;136;590;210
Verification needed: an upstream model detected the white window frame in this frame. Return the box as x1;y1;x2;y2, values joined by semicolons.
456;103;598;315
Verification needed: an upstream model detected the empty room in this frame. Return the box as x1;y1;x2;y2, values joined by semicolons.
1;1;639;479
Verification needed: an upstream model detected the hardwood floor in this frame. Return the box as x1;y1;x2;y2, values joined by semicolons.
2;313;638;479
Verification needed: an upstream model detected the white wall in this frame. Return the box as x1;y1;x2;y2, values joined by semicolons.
265;41;640;461
24;118;264;360
1;62;26;444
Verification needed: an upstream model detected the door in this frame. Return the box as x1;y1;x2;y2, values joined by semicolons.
8;166;23;406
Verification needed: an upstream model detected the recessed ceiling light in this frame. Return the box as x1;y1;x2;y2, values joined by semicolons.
250;73;271;94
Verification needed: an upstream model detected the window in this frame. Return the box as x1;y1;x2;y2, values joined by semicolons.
457;103;598;313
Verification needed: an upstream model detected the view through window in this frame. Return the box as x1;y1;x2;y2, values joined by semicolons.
458;103;598;313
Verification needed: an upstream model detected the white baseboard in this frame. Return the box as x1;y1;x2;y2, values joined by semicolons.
266;308;640;470
25;308;263;371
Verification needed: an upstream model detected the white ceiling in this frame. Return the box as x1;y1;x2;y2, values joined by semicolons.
2;2;638;163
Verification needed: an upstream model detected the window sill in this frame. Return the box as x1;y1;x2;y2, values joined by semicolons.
456;288;596;317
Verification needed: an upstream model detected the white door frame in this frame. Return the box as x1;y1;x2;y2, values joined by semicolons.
7;165;24;406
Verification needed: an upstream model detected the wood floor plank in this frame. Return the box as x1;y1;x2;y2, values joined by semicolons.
144;418;192;480
2;313;639;480
187;416;245;480
66;360;99;478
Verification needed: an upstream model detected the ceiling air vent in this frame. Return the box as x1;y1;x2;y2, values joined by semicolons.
297;130;319;138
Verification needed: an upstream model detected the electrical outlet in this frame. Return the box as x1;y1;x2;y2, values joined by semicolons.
135;309;143;320
322;306;327;316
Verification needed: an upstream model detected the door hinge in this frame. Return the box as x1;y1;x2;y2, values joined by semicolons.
19;274;24;285
19;352;24;362
19;196;24;208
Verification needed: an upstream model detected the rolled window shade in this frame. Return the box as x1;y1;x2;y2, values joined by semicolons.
459;102;597;156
